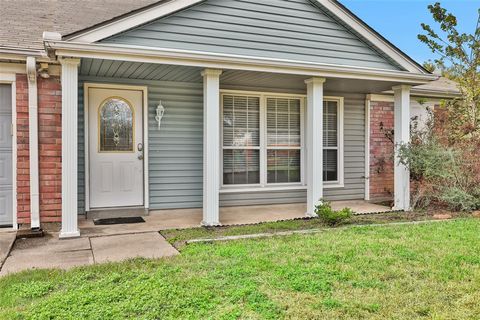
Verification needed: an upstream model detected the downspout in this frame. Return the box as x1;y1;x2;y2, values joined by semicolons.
364;95;371;201
26;57;40;230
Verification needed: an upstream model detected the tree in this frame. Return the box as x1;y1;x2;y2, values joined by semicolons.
418;3;480;140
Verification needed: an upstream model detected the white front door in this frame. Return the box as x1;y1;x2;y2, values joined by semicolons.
88;87;144;208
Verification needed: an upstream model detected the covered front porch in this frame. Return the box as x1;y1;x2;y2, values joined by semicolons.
78;201;392;237
58;56;417;238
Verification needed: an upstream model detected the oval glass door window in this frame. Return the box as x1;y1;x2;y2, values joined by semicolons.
99;97;134;152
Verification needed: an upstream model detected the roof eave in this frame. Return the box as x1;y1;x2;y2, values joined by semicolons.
46;40;437;84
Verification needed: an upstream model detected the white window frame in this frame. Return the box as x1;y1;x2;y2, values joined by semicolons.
322;96;345;188
220;89;344;192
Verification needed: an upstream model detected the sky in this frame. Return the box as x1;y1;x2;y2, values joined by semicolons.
339;0;479;66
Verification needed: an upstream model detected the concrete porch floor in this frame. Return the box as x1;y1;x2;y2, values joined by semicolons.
79;201;392;237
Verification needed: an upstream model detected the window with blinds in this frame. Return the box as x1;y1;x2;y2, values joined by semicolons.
323;100;339;182
221;92;342;188
222;95;260;185
266;97;301;183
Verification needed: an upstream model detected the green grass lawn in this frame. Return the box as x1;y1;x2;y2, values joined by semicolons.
1;219;479;319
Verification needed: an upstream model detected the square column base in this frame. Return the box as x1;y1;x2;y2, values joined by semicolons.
59;229;81;239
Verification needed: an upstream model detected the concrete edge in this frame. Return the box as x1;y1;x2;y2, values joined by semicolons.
186;218;457;244
0;232;17;272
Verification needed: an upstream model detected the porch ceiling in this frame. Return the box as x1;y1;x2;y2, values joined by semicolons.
79;58;407;93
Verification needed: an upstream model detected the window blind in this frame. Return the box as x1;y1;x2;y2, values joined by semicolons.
323;100;339;182
222;95;260;185
266;97;301;183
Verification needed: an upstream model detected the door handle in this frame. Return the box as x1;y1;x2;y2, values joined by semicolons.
138;154;144;160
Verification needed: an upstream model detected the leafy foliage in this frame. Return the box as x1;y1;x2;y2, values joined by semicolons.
418;3;480;140
404;3;480;211
398;111;480;211
315;200;353;226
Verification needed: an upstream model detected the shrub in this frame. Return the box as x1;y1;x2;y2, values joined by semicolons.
315;200;353;226
439;187;480;212
397;109;480;211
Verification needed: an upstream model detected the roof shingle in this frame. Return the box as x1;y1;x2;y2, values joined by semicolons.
0;0;159;52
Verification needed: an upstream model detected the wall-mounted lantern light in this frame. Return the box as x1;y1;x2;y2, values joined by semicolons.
155;101;165;130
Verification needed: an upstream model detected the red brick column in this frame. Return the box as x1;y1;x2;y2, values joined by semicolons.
369;101;394;202
16;75;30;225
38;76;62;223
15;74;62;227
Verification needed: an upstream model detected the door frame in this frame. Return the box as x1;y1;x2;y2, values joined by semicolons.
84;83;149;212
0;72;17;230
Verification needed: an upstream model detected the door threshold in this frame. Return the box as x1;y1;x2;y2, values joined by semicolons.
87;207;148;220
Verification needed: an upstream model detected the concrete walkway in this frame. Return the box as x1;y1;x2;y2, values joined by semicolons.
0;232;16;272
0;232;178;276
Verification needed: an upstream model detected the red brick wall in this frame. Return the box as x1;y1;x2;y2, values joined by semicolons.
38;76;62;223
16;75;30;225
16;74;62;226
369;101;394;201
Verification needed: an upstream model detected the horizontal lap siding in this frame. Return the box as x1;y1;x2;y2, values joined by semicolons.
148;81;204;209
78;75;366;211
324;92;366;201
102;0;401;71
78;85;85;213
78;77;204;211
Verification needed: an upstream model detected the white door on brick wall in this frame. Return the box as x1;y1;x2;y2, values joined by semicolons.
0;84;13;226
88;87;144;209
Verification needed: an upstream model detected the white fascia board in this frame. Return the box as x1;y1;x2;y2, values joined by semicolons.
316;0;427;74
68;0;205;43
48;41;437;84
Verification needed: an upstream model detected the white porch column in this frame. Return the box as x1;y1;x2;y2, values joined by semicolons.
305;78;326;216
393;85;411;211
201;68;222;226
59;58;81;238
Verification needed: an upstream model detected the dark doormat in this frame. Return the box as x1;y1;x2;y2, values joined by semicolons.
93;217;145;225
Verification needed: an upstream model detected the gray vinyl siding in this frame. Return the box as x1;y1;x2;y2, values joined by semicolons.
78;76;204;212
325;92;366;201
102;0;402;71
78;84;86;213
77;75;365;212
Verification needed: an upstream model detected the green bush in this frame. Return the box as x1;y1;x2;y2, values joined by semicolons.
396;110;480;212
439;187;480;212
315;200;353;226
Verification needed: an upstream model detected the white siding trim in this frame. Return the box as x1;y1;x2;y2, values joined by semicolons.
83;82;149;213
0;72;18;230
